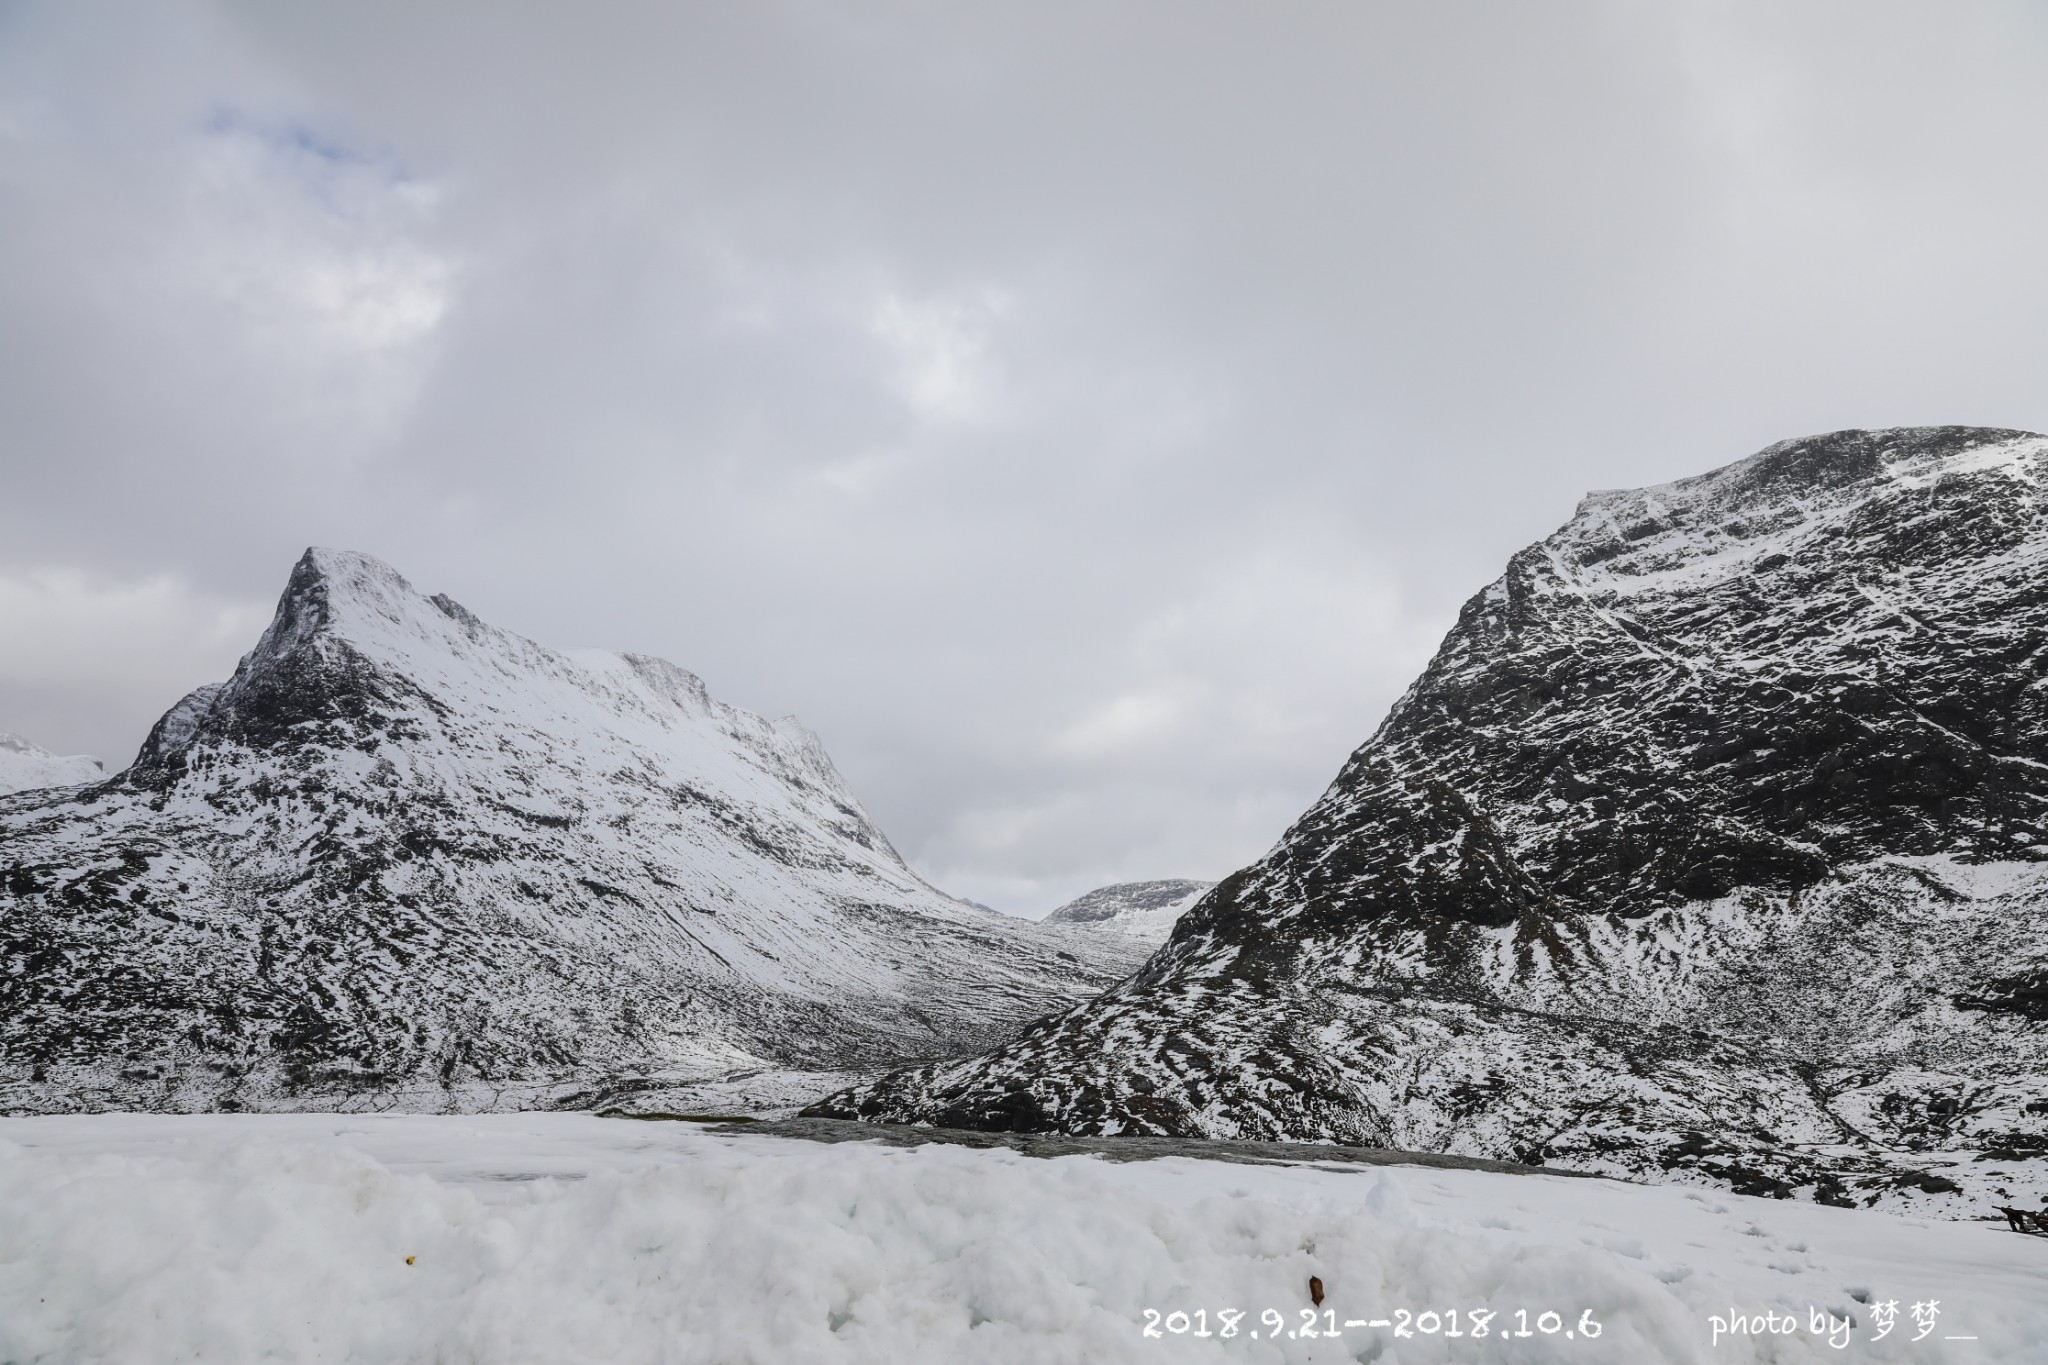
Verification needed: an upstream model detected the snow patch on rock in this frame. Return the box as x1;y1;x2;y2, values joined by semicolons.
1043;880;1215;942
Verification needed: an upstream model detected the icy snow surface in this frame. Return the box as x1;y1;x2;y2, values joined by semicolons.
2;1114;2043;1364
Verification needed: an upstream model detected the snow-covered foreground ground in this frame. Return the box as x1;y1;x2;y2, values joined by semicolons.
2;1115;2044;1364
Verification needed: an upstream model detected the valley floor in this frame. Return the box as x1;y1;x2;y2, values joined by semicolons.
2;1113;2044;1363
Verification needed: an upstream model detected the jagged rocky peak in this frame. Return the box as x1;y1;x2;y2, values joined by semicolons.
130;547;856;829
813;426;2048;1218
261;545;406;645
228;546;448;686
135;547;430;767
1043;879;1214;941
3;547;1148;1116
0;733;105;797
132;548;892;854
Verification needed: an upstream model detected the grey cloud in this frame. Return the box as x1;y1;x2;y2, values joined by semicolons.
3;0;2046;911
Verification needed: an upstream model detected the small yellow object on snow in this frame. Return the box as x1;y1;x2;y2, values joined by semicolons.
405;1256;416;1265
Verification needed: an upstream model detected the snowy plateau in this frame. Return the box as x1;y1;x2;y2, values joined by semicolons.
0;548;1148;1116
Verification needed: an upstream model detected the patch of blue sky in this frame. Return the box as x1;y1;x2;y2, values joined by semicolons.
199;101;415;212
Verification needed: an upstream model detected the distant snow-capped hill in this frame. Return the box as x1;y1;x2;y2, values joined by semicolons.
816;426;2048;1217
0;734;103;796
0;548;1148;1115
1042;880;1213;941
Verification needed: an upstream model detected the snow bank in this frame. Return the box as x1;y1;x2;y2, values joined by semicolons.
1;1115;2043;1363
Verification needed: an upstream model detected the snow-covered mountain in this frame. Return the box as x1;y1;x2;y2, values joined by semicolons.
0;548;1147;1114
816;427;2048;1216
1042;880;1213;942
0;734;103;796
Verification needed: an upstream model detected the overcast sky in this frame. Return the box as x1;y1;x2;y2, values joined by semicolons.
5;1;2047;913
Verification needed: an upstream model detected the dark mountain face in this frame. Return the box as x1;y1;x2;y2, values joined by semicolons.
815;427;2048;1215
0;549;1146;1115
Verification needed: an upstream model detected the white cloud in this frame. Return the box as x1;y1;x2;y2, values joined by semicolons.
168;113;454;427
299;248;448;351
1052;689;1190;761
870;287;1011;424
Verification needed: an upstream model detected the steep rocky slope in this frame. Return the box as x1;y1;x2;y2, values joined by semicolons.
816;426;2048;1214
1042;880;1213;942
0;549;1146;1114
0;734;103;797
